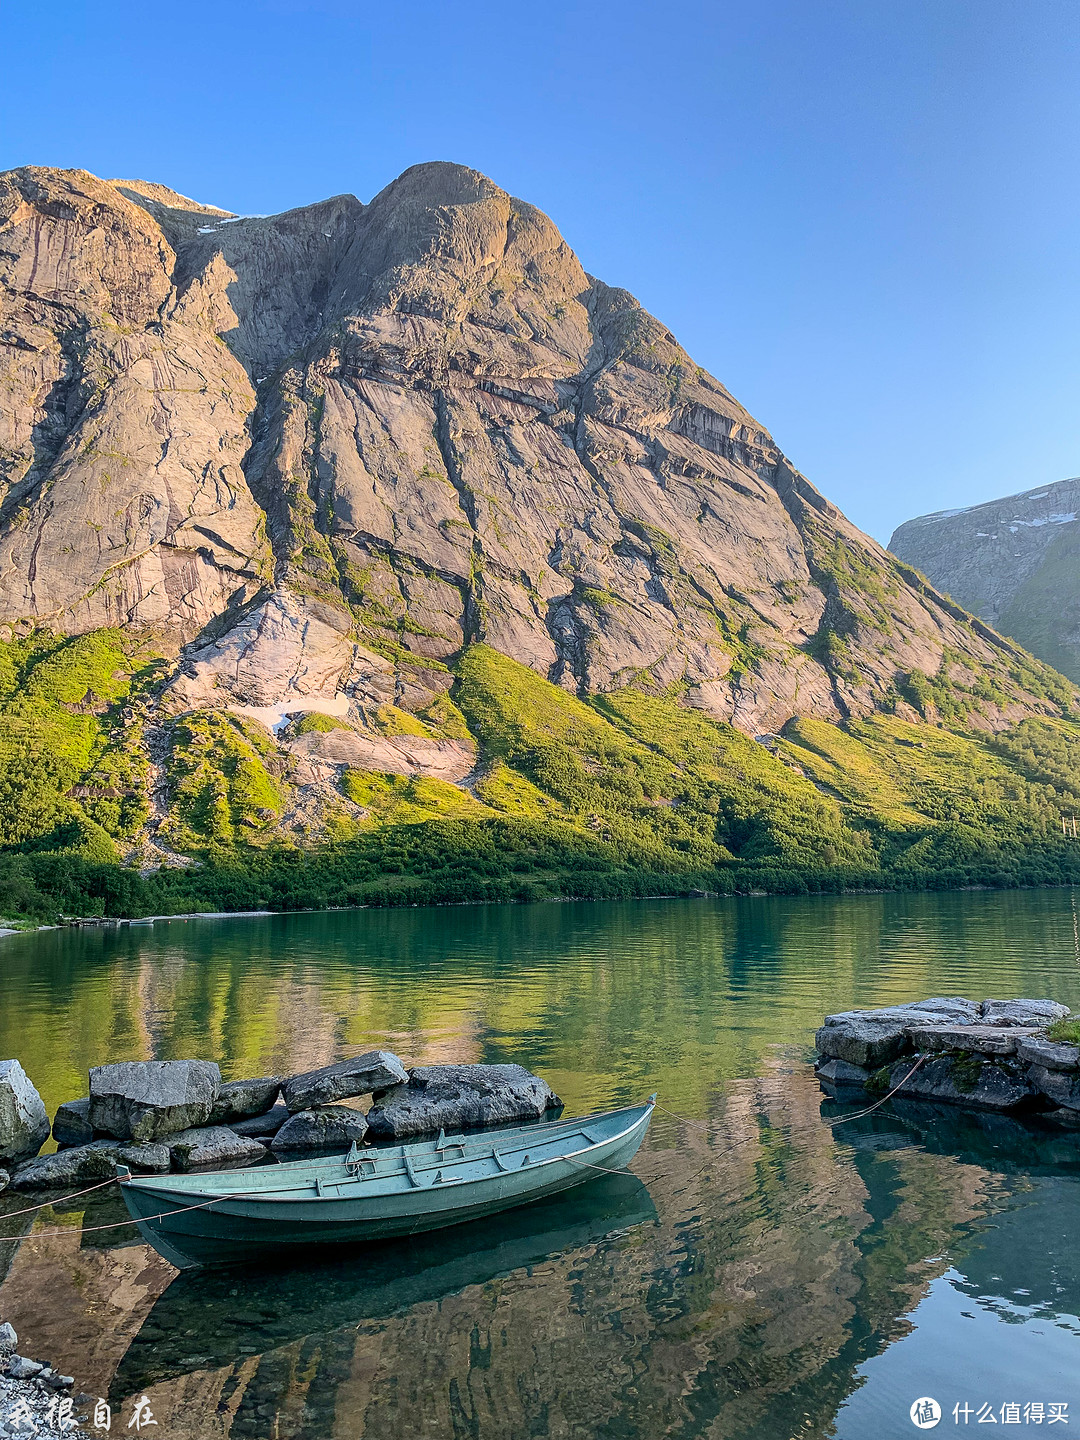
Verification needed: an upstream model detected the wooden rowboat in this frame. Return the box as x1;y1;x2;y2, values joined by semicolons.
117;1095;656;1268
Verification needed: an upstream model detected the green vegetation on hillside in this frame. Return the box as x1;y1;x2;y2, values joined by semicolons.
0;629;161;856
1;637;1080;924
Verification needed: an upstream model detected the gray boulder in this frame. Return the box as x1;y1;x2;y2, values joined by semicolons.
7;1355;42;1379
89;1060;221;1141
283;1052;408;1113
1028;1065;1080;1111
0;1168;8;1194
166;1126;267;1172
814;1058;871;1092
367;1064;562;1140
0;1321;15;1352
878;1054;1034;1112
901;998;983;1023
815;1017;912;1069
271;1105;369;1153
1017;1035;1080;1072
209;1077;281;1125
11;1140;122;1189
0;1059;50;1165
230;1104;289;1138
905;1024;1039;1057
52;1097;94;1148
979;998;1071;1027
117;1142;171;1173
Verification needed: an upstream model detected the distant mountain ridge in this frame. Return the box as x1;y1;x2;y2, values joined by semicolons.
890;476;1080;682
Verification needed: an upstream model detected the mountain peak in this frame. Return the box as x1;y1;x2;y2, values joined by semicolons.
0;160;1072;747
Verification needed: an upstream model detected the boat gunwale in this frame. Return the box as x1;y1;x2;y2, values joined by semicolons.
119;1098;656;1211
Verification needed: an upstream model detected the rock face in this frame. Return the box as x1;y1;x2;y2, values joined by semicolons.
166;1125;267;1171
11;1139;121;1189
271;1105;370;1152
0;159;1065;757
52;1096;93;1147
208;1077;281;1125
282;1052;408;1113
0;1060;50;1164
366;1063;561;1140
88;1059;221;1141
117;1141;171;1172
890;476;1080;682
815;999;981;1069
229;1103;289;1138
877;1054;1034;1112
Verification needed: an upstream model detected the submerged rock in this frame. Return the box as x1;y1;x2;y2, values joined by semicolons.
367;1064;561;1140
89;1059;222;1141
209;1077;281;1125
814;1058;872;1093
876;1054;1034;1112
167;1126;267;1171
230;1104;289;1138
0;1059;50;1165
283;1052;408;1112
11;1140;122;1189
271;1105;369;1153
52;1096;94;1148
117;1142;172;1173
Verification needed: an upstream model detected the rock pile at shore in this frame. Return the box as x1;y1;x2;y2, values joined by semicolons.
0;1320;88;1439
814;996;1080;1118
0;1052;562;1190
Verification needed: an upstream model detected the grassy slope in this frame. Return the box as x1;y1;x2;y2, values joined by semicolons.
2;638;1080;922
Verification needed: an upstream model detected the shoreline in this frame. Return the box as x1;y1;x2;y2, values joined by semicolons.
1;880;1078;943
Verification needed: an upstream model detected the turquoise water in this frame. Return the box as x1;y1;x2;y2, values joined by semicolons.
1;888;1079;1438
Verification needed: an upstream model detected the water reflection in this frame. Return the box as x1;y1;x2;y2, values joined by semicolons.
0;891;1079;1437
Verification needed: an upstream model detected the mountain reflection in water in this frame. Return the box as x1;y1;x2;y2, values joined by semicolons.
1;891;1079;1438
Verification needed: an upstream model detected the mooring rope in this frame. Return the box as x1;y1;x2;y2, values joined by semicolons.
0;1175;118;1220
0;1188;250;1243
822;1053;929;1123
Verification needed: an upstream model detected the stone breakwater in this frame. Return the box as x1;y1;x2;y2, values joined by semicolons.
814;996;1080;1117
0;1054;562;1191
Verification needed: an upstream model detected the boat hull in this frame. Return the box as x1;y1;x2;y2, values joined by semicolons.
119;1100;654;1268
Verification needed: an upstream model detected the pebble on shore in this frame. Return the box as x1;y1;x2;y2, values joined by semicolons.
0;1321;88;1439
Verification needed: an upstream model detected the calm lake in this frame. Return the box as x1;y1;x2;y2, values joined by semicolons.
3;889;1080;1439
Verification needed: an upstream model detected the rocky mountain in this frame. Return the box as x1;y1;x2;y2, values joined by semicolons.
890;477;1080;683
0;160;1077;889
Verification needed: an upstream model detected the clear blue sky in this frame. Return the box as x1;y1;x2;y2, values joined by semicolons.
3;0;1078;544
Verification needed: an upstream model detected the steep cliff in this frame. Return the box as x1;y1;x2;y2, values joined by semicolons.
890;477;1080;683
0;161;1078;896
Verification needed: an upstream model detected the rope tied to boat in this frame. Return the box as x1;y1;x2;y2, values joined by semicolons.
0;1188;250;1243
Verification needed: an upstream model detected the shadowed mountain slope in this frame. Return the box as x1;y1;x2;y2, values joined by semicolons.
891;477;1080;684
